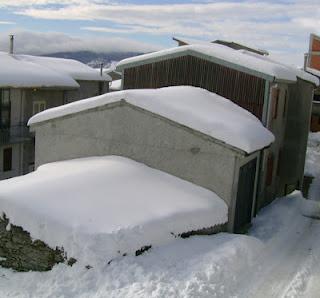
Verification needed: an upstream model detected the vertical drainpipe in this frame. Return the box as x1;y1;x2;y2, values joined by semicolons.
303;53;308;71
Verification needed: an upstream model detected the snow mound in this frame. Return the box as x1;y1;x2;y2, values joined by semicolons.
117;44;319;86
0;156;227;266
28;86;274;153
0;51;111;89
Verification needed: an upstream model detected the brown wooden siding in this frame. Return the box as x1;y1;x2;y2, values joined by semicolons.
123;55;265;119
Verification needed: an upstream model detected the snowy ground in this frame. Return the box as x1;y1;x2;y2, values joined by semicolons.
1;134;320;297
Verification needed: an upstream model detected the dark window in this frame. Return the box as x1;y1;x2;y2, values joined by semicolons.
3;147;12;172
266;153;274;186
271;88;279;119
0;90;11;128
98;82;104;95
314;93;320;102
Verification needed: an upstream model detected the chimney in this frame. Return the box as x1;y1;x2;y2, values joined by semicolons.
100;63;104;76
304;53;308;71
9;35;14;54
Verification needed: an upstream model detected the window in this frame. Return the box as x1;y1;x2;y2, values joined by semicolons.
33;101;46;115
266;153;274;186
3;147;12;172
0;89;11;128
271;88;279;120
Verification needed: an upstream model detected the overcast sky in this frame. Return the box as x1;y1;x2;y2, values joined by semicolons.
0;0;319;66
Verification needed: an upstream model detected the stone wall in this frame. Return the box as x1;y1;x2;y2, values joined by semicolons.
0;214;67;272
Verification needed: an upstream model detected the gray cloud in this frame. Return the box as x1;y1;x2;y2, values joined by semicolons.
0;30;162;54
2;1;320;65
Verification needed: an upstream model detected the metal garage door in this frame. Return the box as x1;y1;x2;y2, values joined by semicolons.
234;158;257;233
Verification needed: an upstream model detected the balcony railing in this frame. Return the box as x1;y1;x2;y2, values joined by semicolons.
0;124;33;145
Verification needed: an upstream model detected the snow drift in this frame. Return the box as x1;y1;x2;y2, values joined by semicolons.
0;156;227;266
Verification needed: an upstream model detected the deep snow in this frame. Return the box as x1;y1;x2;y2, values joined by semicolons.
0;134;320;297
28;86;274;153
0;156;227;266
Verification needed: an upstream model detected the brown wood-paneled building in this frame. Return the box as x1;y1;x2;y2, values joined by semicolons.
117;44;318;213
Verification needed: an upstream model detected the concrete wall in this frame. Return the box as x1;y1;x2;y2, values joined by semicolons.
65;80;109;103
31;103;248;210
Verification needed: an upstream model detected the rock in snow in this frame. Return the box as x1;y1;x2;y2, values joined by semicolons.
0;156;227;266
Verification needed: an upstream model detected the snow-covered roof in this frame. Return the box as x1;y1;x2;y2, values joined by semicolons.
117;44;319;86
0;156;228;265
0;52;79;89
18;54;111;82
306;67;320;78
0;51;111;89
173;36;269;56
29;86;274;153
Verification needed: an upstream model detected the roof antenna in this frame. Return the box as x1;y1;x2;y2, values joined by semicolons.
9;34;14;54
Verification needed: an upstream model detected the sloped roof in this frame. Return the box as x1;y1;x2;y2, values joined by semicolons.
29;86;274;154
117;44;319;86
0;52;111;89
0;52;79;89
173;36;269;56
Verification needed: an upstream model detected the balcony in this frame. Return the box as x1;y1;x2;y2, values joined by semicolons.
0;124;33;145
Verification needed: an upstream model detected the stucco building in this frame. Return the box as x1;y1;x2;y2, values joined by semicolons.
29;87;274;232
0;51;111;180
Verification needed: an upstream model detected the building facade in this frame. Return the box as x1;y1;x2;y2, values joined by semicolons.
0;53;110;180
116;44;318;210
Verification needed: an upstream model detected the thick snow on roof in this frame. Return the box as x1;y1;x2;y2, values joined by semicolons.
0;156;227;265
29;86;274;153
0;51;111;89
117;44;318;85
0;52;79;89
18;54;111;82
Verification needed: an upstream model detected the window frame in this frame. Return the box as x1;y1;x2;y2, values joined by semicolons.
32;100;46;115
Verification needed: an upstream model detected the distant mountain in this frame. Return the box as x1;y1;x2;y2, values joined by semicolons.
42;51;144;68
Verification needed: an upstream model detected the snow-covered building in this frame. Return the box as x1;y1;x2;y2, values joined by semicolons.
116;43;319;211
0;51;111;180
306;67;320;132
305;34;320;132
29;86;274;232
